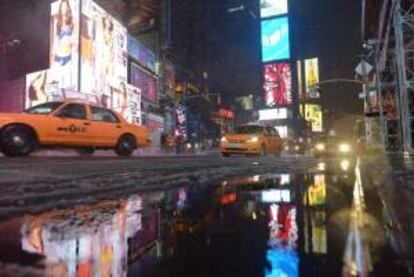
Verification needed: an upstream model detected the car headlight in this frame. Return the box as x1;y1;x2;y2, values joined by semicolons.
248;136;259;143
221;137;227;142
339;144;350;153
284;146;290;151
315;143;325;151
294;145;300;151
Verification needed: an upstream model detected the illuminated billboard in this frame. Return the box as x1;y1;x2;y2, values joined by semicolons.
262;189;291;203
111;83;142;125
264;63;292;106
26;69;99;108
261;17;290;62
80;0;128;107
305;58;320;98
304;104;323;132
275;125;288;138
260;0;288;18
235;96;254;111
259;108;288;121
50;0;80;91
131;63;157;103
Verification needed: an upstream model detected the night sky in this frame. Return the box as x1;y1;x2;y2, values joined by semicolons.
296;0;363;116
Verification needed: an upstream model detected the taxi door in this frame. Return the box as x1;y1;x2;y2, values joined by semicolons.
48;103;92;145
86;105;123;146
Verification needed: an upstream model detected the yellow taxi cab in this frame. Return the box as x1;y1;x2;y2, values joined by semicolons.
220;124;283;157
0;101;151;157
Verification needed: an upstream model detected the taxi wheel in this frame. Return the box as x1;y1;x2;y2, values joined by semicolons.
76;147;95;156
1;125;37;157
115;134;137;157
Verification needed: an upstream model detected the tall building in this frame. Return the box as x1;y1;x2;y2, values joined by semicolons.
207;0;262;112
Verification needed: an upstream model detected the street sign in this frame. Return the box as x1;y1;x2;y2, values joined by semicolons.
355;60;373;76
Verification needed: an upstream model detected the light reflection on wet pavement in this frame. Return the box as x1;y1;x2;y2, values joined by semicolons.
0;158;411;276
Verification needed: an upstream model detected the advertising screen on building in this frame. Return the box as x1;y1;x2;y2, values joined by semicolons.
259;108;288;121
304;104;323;132
262;189;291;203
127;35;156;72
264;63;292;106
80;0;128;107
111;83;142;125
275;125;288;138
175;104;187;139
26;69;96;108
260;0;288;18
50;0;80;91
305;58;320;98
261;17;290;62
235;96;254;111
131;63;157;103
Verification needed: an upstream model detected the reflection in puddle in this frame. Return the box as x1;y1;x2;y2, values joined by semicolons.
0;168;404;276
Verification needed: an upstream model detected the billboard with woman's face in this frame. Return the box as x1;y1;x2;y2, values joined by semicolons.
50;0;80;91
264;63;292;106
111;82;142;125
80;0;128;107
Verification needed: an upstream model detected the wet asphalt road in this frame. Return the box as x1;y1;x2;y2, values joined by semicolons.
0;154;412;276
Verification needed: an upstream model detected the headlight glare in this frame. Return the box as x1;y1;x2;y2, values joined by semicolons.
339;144;350;152
316;143;325;151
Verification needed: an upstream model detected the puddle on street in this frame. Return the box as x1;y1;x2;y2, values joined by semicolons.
0;159;409;276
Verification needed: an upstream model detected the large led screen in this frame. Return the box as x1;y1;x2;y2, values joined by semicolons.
260;0;288;18
304;104;323;132
264;63;292;106
50;0;80;91
80;0;128;107
305;58;320;98
131;63;157;103
261;17;290;62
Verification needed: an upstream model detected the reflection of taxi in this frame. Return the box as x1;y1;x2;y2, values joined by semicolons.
0;101;151;157
220;124;283;157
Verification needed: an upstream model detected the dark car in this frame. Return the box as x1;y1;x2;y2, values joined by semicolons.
313;135;357;157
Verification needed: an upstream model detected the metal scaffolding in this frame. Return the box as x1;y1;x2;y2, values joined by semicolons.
393;1;414;153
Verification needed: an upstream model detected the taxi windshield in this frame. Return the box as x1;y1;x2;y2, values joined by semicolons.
235;126;263;134
25;102;63;115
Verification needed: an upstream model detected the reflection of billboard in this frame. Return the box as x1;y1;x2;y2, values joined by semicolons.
260;0;288;18
50;0;80;91
305;174;326;206
80;0;128;106
235;96;254;111
305;58;320;98
311;211;327;254
131;63;157;103
264;63;292;106
111;83;142;125
275;125;288;138
304;104;322;132
261;17;290;62
259;108;288;120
